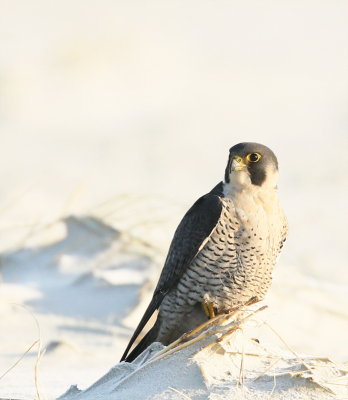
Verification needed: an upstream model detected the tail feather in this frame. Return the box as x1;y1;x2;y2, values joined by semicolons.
123;321;160;363
120;292;163;362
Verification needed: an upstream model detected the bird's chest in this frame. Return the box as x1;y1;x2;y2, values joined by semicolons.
186;195;283;308
201;197;280;268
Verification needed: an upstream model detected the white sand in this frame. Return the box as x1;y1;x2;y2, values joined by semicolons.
0;1;347;399
57;321;348;400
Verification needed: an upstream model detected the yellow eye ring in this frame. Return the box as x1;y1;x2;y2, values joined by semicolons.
246;153;261;162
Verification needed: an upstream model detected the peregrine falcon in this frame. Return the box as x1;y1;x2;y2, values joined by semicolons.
121;142;288;363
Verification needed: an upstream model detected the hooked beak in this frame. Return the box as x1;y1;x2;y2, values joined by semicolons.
231;156;247;171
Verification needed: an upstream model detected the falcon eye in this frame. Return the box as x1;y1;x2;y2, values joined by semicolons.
247;153;261;163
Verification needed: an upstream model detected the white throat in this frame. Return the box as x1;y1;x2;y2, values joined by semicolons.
223;166;279;199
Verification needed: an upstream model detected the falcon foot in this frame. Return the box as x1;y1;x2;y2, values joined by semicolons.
201;301;216;318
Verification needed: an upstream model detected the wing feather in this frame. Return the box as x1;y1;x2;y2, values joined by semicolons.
155;193;223;295
120;184;223;362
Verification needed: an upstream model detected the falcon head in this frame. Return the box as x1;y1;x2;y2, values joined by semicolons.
224;142;279;189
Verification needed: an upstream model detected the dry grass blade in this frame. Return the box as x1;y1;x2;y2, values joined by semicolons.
149;305;267;363
198;325;242;357
267;393;282;400
267;364;277;399
236;328;245;387
10;304;45;400
259;319;313;373
35;349;46;400
185;297;263;341
326;358;348;374
147;311;234;362
323;375;348;383
168;386;193;399
0;340;39;380
148;317;230;363
254;358;282;381
256;319;339;395
199;305;268;352
149;323;241;363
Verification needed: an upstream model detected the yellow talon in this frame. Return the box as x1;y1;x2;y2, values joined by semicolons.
201;302;209;316
201;301;216;318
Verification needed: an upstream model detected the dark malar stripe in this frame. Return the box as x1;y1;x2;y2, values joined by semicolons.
224;156;233;183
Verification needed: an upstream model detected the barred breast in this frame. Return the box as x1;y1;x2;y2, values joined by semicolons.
156;191;287;343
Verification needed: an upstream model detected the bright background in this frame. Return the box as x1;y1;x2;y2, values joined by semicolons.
0;1;347;397
1;1;347;278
